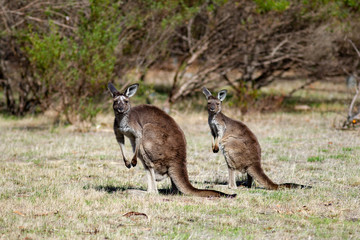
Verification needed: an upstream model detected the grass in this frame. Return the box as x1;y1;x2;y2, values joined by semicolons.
1;110;360;239
307;156;325;162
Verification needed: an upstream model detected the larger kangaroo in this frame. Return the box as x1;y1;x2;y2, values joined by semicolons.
108;83;236;198
202;87;309;190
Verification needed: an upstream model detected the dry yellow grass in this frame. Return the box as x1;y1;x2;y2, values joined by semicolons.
1;109;360;239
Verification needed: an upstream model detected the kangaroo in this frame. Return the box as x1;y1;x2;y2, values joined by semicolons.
202;87;309;190
108;83;236;198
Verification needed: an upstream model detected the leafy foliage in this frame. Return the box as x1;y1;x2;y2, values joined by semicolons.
23;0;121;123
0;0;360;122
254;0;290;13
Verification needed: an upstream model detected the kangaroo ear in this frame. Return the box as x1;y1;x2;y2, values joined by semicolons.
124;83;139;98
217;89;227;102
202;87;212;99
108;82;120;98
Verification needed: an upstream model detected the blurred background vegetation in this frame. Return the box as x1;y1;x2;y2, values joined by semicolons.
0;0;359;124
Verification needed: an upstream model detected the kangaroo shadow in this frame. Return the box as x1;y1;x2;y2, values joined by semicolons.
197;180;312;190
93;185;132;193
91;185;182;195
90;181;311;195
279;183;312;189
195;179;250;188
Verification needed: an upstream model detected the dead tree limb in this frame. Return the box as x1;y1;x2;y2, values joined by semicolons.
348;39;360;59
342;40;360;128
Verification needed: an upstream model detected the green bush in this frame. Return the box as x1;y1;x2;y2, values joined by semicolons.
253;0;290;13
16;0;219;123
1;0;360;121
24;0;121;123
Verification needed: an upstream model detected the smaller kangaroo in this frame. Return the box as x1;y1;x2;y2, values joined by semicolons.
108;83;236;198
202;87;309;190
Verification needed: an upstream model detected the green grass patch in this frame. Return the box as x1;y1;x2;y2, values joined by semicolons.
307;156;325;162
329;154;349;160
265;137;282;144
342;147;353;152
278;155;290;161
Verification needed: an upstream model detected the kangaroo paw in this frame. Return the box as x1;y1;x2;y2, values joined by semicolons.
212;145;219;153
131;156;137;167
124;159;131;169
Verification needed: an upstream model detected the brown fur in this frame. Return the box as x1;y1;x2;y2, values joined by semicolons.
202;87;309;190
108;83;236;198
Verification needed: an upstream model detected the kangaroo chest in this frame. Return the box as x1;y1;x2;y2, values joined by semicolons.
209;115;226;141
116;114;138;138
209;115;238;169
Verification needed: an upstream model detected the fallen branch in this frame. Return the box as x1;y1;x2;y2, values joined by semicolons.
287;78;318;97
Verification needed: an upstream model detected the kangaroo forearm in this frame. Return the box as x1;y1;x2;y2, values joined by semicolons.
118;142;126;159
114;131;132;168
212;136;219;153
115;133;126;158
131;139;140;167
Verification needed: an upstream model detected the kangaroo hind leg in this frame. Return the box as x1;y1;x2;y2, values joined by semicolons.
228;168;237;189
170;179;180;194
145;167;158;193
245;173;253;188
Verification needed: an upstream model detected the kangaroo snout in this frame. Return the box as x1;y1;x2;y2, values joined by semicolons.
208;103;218;113
114;106;125;114
117;106;125;113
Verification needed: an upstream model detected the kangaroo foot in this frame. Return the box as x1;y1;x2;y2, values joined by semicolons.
124;159;131;169
212;144;219;153
131;156;137;167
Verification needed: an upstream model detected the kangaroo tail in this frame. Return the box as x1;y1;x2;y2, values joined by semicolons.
278;183;312;189
168;163;236;198
247;164;279;190
248;164;312;190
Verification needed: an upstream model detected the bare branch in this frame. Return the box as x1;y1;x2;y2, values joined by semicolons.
24;16;77;30
348;82;360;118
0;4;11;33
348;39;360;59
187;17;194;53
270;38;288;57
222;73;242;95
287;78;318;97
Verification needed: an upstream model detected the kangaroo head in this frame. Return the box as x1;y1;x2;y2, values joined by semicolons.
108;83;139;114
202;87;227;114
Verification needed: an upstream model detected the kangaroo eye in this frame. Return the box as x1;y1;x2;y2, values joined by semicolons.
216;103;220;105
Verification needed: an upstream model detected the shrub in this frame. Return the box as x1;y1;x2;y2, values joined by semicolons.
23;0;120;123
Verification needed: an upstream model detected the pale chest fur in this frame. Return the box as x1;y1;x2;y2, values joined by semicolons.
116;114;139;138
209;115;226;143
209;114;237;169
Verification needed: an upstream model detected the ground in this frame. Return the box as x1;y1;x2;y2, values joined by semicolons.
1;104;360;239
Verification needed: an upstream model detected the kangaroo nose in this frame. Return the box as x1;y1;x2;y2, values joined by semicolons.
116;105;124;112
